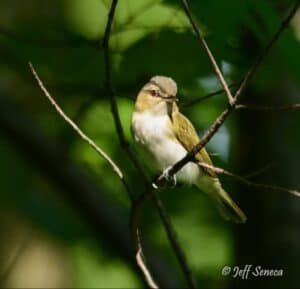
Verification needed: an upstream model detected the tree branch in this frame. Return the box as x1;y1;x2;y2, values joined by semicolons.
233;0;300;102
243;162;275;180
129;187;198;289
150;191;197;289
180;0;235;105
236;103;300;112
102;0;148;180
103;0;125;142
28;63;124;182
198;162;300;198
181;82;239;108
136;246;158;289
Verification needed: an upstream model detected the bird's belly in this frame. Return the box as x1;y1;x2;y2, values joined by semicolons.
132;112;200;184
151;138;200;183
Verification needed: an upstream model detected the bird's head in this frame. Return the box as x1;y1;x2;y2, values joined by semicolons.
135;76;178;114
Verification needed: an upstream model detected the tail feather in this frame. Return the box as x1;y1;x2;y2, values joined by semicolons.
196;177;247;223
213;192;247;223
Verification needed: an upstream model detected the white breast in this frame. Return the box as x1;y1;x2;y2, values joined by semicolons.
132;111;201;184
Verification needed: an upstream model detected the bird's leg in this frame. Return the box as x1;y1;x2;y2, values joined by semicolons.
163;166;177;187
152;166;177;189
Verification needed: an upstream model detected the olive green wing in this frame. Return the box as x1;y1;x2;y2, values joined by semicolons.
172;111;216;177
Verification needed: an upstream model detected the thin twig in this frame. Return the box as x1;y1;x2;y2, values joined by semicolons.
236;103;300;112
129;188;198;289
181;82;239;108
103;0;125;142
233;0;300;102
136;250;158;289
243;162;275;180
180;0;235;105
151;191;197;289
102;0;148;180
128;185;159;288
198;162;300;197
136;238;159;289
29;63;123;180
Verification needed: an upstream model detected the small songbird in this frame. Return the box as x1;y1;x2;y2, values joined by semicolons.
131;76;246;223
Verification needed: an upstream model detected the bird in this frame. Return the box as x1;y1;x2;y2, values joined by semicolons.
131;75;246;223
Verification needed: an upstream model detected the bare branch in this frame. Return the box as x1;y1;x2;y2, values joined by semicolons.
28;62;124;180
102;0;148;180
129;188;198;289
129;186;158;288
233;0;300;102
151;191;198;289
243;162;275;180
236;103;300;112
136;237;159;289
180;0;235;105
181;82;239;108
103;0;125;142
198;162;300;198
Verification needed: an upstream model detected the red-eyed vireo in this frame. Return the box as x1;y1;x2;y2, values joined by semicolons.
131;76;246;223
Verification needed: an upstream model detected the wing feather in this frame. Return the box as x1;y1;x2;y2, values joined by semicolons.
171;110;216;177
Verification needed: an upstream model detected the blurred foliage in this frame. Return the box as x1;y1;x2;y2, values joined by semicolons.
71;241;139;288
0;0;299;288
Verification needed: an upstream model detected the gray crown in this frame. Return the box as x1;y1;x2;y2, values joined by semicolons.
150;76;177;96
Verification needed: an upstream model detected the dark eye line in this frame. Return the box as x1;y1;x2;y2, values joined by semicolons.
146;89;176;100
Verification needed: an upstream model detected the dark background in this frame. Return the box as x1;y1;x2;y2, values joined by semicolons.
0;0;299;288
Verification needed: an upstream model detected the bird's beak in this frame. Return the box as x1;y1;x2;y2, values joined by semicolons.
164;96;178;103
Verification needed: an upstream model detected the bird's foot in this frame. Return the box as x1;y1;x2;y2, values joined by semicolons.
161;166;177;187
152;166;177;189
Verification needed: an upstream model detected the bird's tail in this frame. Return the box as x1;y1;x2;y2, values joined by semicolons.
213;189;247;223
196;177;247;223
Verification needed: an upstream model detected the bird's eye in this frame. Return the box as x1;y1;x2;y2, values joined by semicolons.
149;89;157;97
